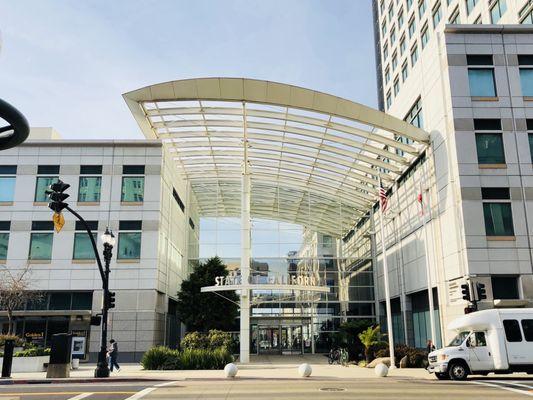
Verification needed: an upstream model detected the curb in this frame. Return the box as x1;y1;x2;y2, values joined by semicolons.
0;377;167;385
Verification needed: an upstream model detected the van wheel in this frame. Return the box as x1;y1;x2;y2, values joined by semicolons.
435;373;449;380
448;361;469;381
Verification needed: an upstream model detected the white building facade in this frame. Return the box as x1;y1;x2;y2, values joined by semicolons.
0;132;198;361
370;0;533;347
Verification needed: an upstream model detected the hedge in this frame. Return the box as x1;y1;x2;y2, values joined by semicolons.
141;346;233;370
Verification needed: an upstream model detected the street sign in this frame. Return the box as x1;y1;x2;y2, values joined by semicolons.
53;212;65;233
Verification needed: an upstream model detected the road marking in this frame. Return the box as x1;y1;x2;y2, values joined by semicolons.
491;381;533;390
0;392;135;397
471;381;533;397
67;394;94;400
124;381;180;399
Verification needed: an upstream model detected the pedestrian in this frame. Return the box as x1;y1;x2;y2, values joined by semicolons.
108;339;121;372
426;339;435;354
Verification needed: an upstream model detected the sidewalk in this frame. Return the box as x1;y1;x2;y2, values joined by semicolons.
3;356;435;384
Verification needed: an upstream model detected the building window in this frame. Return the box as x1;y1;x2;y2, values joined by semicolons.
418;0;427;18
383;43;389;60
410;44;419;66
405;97;423;128
473;14;482;24
475;118;504;165
172;188;185;212
482;188;514;237
385;66;391;83
421;24;430;49
408;16;416;38
399;36;406;55
0;165;16;203
398;7;404;26
390;27;396;44
380;0;385;14
78;165;102;203
407;0;413;9
432;2;442;27
382;20;387;37
392;52;398;69
490;0;507;23
518;55;533;97
121;165;145;203
386;91;392;108
492;276;519;299
467;55;496;97
388;4;394;21
29;221;54;260
35;165;59;202
401;62;408;82
73;221;98;260
449;7;460;24
528;119;533;162
117;220;142;260
465;0;478;15
393;78;400;96
0;221;10;260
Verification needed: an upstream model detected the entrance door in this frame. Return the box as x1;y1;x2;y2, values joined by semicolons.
257;327;280;354
281;325;303;355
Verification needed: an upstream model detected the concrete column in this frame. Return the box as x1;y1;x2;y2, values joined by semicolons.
240;102;251;363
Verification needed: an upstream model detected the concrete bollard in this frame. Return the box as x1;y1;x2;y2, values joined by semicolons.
374;363;389;377
224;363;238;378
298;363;312;377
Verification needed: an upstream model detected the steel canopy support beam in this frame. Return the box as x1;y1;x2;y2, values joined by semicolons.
240;102;251;364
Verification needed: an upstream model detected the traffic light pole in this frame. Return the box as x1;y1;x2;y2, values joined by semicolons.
64;206;110;378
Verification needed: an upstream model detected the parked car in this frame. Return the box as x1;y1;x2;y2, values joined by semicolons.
427;308;533;380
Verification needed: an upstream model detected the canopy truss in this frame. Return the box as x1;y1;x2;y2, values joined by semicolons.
124;78;429;237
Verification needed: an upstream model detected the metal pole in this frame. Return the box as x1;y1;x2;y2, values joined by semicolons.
240;101;251;363
419;177;437;348
65;206;110;378
378;175;395;368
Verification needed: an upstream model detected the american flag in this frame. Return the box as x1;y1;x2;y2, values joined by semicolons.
379;185;388;212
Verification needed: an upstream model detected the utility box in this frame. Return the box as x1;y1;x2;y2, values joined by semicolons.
46;333;72;378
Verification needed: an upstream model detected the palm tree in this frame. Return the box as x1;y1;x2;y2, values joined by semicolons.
358;325;386;362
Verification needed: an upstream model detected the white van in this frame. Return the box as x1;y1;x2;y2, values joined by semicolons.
427;308;533;380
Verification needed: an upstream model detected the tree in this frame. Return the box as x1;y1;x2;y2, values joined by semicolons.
358;325;386;362
176;257;238;332
338;319;373;360
0;265;43;335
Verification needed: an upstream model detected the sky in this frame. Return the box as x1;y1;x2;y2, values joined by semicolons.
0;0;377;140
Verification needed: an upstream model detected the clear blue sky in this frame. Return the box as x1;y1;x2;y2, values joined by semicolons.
0;0;377;140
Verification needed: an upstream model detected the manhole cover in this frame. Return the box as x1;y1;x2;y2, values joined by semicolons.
319;387;346;392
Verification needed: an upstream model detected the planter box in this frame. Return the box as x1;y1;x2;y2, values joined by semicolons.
0;356;50;372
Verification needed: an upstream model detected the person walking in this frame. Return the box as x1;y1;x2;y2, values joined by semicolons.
426;339;435;354
108;339;121;372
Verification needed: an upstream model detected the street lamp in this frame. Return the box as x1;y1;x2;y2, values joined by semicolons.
94;227;115;378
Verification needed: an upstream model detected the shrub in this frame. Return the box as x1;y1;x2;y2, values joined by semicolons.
181;332;209;350
0;334;24;348
14;347;51;357
141;346;176;370
375;344;428;368
141;346;233;370
207;330;232;351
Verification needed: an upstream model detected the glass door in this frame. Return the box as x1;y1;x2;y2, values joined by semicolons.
257;326;280;354
281;325;303;355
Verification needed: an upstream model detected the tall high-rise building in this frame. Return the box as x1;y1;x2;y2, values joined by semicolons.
366;0;533;346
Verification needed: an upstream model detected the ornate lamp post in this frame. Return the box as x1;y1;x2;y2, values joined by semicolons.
94;228;116;378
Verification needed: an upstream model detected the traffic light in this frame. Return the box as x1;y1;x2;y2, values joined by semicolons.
476;282;487;300
464;306;476;314
90;315;102;326
46;180;70;213
461;283;471;302
105;291;116;310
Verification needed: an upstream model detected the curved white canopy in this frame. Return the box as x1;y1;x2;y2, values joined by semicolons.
124;78;428;237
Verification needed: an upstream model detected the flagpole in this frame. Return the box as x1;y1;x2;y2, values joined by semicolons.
378;174;395;369
419;175;437;348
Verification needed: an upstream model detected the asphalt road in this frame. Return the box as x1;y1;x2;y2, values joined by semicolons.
0;378;532;399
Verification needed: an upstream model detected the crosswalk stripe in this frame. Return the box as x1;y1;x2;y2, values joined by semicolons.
470;381;533;397
67;394;94;400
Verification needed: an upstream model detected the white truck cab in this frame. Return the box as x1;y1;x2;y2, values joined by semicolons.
427;308;533;380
